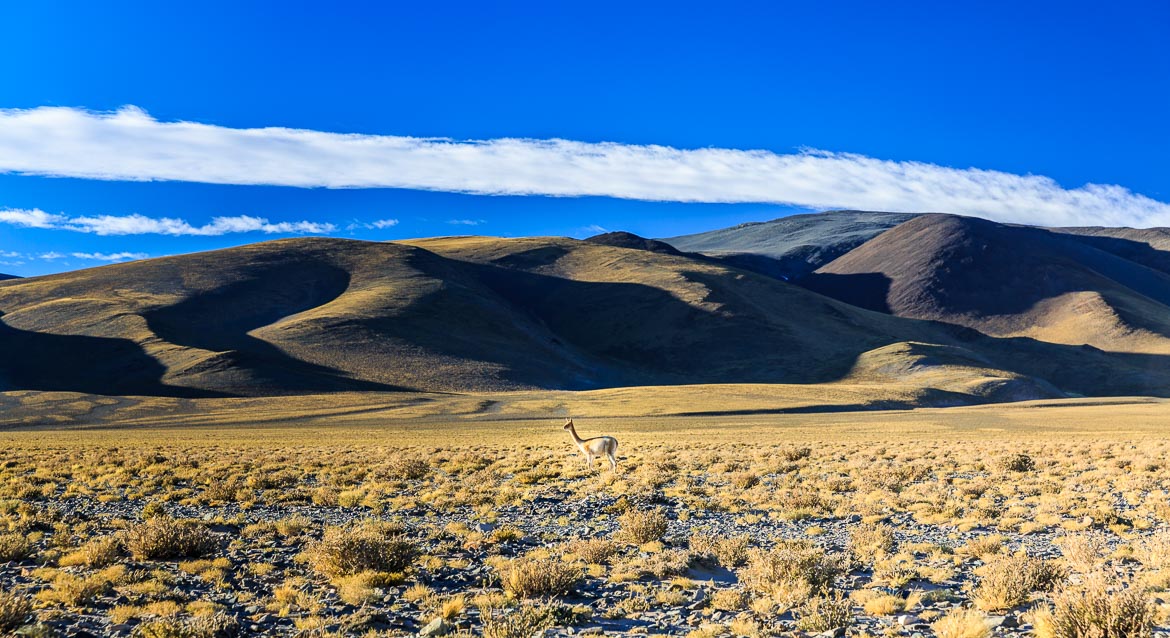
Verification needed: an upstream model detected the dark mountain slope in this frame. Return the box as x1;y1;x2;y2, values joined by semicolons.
809;214;1170;354
662;210;918;279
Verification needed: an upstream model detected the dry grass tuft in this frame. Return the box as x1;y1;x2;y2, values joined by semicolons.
131;611;240;638
1030;574;1155;638
564;538;617;564
498;555;582;599
126;517;218;560
932;608;993;638
794;590;852;632
973;553;1065;611
616;508;669;545
480;603;555;638
739;541;844;606
0;590;33;633
303;522;416;578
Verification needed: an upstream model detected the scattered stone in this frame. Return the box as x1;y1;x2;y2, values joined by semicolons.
419;617;453;637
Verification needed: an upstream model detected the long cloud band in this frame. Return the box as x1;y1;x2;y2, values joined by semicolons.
0;106;1167;228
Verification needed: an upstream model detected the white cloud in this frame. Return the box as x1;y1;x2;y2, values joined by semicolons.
0;208;335;236
71;252;149;262
0;106;1167;227
582;224;608;234
0;208;65;228
369;218;399;229
38;252;65;260
447;219;485;226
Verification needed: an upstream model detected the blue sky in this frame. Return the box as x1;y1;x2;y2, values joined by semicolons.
0;0;1167;275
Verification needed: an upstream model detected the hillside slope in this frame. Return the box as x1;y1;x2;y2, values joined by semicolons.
3;233;1169;402
662;210;917;279
0;236;975;397
809;214;1170;355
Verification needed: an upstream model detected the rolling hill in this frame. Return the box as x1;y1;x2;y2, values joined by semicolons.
0;273;17;281
662;210;918;280
808;214;1170;355
2;231;1170;403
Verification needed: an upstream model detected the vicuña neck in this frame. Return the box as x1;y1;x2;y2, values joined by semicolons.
567;425;584;444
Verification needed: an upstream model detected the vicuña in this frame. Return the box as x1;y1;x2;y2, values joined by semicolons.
562;417;618;472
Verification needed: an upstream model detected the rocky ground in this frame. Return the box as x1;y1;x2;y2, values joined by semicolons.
1;441;1169;637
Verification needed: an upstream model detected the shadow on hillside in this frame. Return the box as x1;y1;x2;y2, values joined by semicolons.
799;272;893;313
0;312;222;397
393;248;1170;398
143;261;407;395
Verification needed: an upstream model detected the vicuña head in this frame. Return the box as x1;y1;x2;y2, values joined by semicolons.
560;416;618;473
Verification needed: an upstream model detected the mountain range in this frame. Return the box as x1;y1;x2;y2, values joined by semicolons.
2;210;1169;406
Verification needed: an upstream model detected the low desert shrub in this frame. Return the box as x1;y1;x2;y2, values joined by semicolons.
617;509;668;545
973;554;1065;611
932;608;993;638
480;603;555;638
794;590;851;632
499;555;581;599
131;612;240;638
0;533;31;562
386;457;431;481
690;532;750;568
0;590;33;633
998;453;1036;473
848;523;896;561
304;522;416;578
739;541;844;606
564;538;617;564
59;535;124;568
1030;574;1155;638
126;517;217;560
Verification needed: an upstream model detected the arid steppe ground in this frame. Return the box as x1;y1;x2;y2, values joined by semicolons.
3;391;1170;637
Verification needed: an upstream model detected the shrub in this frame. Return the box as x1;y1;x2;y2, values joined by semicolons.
564;538;617;564
0;533;31;562
973;554;1065;611
690;532;750;568
304;522;417;578
0;590;32;633
480;603;555;638
616;509;669;545
848;523;896;561
59;535;124;568
498;555;582;599
932;608;993;638
131;612;240;638
998;453;1036;473
126;517;218;560
781;447;812;462
738;541;844;606
794;590;851;632
386;457;431;481
1030;574;1155;638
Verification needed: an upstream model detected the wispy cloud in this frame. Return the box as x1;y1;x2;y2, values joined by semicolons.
1;250;148;263
71;251;150;262
368;218;399;229
0;208;334;236
0;106;1168;227
582;224;608;234
447;219;485;226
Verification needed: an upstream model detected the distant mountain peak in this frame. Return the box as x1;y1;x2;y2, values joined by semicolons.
584;231;684;255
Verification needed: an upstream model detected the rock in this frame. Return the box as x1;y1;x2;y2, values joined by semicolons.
687;588;708;610
985;616;1006;629
897;614;922;627
419;618;453;637
815;628;847;638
